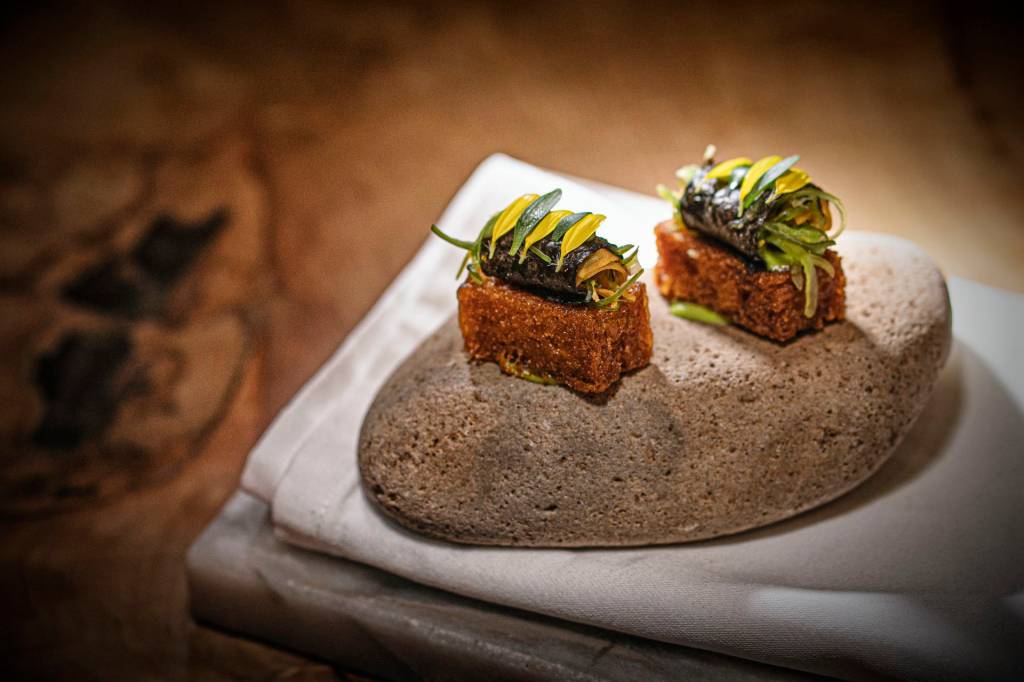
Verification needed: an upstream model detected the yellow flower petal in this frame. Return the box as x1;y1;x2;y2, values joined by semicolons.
774;168;810;196
489;194;538;255
738;155;781;206
559;213;605;264
522;209;571;254
706;157;752;181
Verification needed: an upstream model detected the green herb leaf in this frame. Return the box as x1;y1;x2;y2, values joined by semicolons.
763;234;823;317
764;222;832;246
790;264;804;290
455;251;470;279
800;251;818;318
528;245;552;263
656;183;679;209
669;301;730;325
675;164;700;186
509;189;561;256
431;224;474;250
621;246;640;269
741;155;799;214
520;368;558;385
728;165;750;190
551;211;590;241
501;356;558;385
761;243;794;272
808;253;835;278
472;212;499;266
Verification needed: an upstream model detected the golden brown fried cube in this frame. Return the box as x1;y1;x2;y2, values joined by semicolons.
654;221;845;342
457;278;652;394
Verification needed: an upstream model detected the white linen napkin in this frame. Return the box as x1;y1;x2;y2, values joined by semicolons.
241;154;1024;680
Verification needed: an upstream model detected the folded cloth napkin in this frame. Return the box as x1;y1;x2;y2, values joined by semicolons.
188;490;816;680
241;154;1024;680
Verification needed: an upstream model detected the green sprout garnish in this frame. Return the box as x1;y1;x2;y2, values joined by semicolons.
497;353;558;385
669;301;729;326
528;246;552;263
660;150;846;318
430;224;473;250
431;194;642;309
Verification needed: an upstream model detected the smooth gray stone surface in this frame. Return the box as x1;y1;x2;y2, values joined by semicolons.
187;491;814;681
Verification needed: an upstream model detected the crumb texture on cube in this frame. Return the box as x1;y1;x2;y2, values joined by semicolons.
456;278;653;394
654;221;846;342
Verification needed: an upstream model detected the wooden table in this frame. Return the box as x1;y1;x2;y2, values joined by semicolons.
2;1;1021;678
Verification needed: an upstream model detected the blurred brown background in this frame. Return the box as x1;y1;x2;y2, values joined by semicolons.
1;0;1021;678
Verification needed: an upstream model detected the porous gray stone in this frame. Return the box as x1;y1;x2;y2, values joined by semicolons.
359;233;952;547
